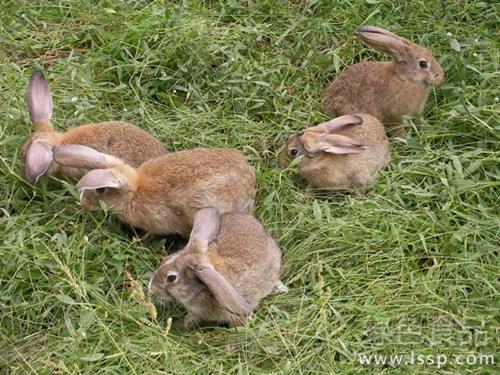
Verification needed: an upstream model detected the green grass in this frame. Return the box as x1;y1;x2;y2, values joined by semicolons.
1;0;499;373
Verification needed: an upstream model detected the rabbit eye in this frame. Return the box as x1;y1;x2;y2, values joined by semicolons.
290;148;299;157
418;60;428;69
95;187;106;194
166;274;177;283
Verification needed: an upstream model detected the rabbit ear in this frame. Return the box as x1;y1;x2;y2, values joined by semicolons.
357;25;401;39
76;169;127;192
24;141;53;183
303;132;366;155
357;25;411;62
188;207;220;252
190;263;253;317
27;71;53;132
53;144;119;169
308;115;363;134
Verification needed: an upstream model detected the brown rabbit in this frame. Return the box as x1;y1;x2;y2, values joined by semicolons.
280;114;389;193
52;145;256;237
22;71;166;183
321;25;444;136
149;207;284;328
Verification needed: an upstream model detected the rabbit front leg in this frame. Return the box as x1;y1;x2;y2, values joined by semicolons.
296;184;314;200
271;280;289;294
349;171;371;195
304;184;315;196
139;232;155;243
183;313;202;329
227;314;249;328
385;121;407;138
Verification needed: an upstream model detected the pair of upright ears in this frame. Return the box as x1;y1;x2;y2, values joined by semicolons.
357;25;414;63
302;114;367;155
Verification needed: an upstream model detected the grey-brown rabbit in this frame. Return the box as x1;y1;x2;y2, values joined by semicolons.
22;71;166;183
322;26;444;136
149;207;285;328
281;114;389;193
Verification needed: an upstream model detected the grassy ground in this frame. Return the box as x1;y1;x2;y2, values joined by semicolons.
0;0;498;373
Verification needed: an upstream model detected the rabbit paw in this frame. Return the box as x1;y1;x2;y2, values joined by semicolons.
271;280;289;294
227;314;249;327
390;123;407;138
183;313;200;329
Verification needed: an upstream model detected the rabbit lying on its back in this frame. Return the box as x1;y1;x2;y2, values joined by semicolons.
22;71;166;183
322;26;444;137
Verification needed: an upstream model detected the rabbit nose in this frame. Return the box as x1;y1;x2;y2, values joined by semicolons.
148;276;162;295
432;72;443;85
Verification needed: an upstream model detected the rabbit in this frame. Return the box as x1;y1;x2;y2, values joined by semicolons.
52;145;256;237
280;114;390;194
22;70;166;184
321;25;444;137
148;207;285;328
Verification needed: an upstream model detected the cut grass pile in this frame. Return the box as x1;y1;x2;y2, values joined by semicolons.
0;1;498;373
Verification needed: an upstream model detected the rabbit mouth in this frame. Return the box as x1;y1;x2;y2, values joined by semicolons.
148;278;173;303
279;154;291;167
429;74;443;86
150;290;173;304
79;191;100;211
